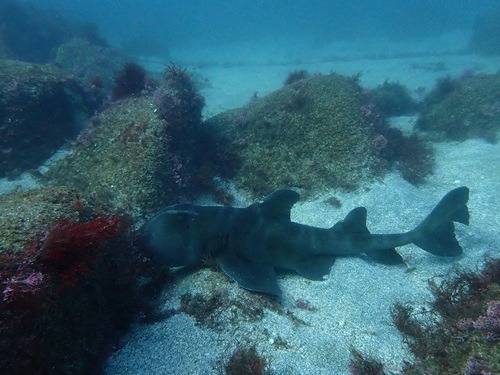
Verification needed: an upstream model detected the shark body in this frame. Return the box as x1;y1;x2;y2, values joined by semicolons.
138;187;470;297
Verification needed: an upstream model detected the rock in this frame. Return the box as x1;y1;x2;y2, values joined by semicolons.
417;74;500;142
54;38;129;96
0;186;85;253
205;73;382;196
44;97;174;219
0;59;94;177
0;1;108;63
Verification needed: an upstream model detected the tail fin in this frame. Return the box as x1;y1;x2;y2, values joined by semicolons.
412;187;469;256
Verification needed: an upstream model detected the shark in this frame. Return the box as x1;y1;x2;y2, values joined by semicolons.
137;187;470;297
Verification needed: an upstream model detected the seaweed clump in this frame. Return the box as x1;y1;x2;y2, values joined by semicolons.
375;127;435;184
361;96;435;185
349;349;385;375
154;65;236;197
112;62;147;100
417;73;500;142
369;81;418;117
225;347;269;375
392;259;500;375
284;69;309;86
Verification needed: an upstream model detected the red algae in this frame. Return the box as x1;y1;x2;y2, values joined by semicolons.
40;216;122;286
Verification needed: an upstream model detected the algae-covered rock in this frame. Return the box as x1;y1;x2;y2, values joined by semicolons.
0;186;143;374
55;38;128;95
0;187;85;254
205;73;381;196
45;97;173;218
417;74;500;142
0;59;94;177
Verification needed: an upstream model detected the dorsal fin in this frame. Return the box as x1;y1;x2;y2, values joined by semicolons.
259;189;300;221
342;207;369;234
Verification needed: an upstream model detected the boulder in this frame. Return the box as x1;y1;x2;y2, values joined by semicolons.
44;97;173;219
417;74;500;142
205;73;382;196
0;59;94;177
55;38;129;96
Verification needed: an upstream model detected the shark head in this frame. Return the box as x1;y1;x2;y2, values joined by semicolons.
138;206;201;267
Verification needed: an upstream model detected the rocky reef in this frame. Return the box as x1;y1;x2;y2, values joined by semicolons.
45;66;220;218
206;73;382;196
0;59;95;178
417;73;500;142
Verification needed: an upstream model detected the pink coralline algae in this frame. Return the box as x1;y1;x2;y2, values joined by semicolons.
473;300;500;342
2;272;44;302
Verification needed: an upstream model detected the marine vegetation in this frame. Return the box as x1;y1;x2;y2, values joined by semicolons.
393;259;500;374
375;127;435;184
224;346;269;375
112;62;147;100
417;73;500;142
360;94;435;185
283;69;310;85
154;65;236;197
349;349;385;375
368;80;418;117
138;186;469;297
0;59;95;177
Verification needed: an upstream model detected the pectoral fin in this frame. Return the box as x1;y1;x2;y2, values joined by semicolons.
217;253;281;297
365;248;405;266
293;255;336;280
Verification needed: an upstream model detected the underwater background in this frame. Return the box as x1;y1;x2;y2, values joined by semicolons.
0;1;499;374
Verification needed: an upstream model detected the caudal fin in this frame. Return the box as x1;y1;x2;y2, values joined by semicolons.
412;186;469;256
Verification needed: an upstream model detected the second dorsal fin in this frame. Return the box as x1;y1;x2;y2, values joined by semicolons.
259;189;300;221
